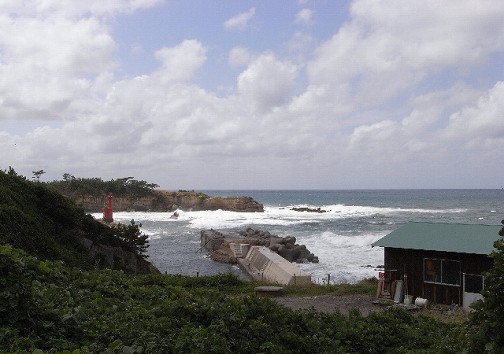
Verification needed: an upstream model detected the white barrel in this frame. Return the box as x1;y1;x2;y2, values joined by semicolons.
414;297;429;307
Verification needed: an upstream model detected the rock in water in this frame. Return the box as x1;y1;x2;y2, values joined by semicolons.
200;228;318;264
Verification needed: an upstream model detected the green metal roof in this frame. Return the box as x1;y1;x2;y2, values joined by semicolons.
371;222;502;255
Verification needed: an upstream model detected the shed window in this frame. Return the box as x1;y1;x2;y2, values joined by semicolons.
424;258;461;286
464;274;484;293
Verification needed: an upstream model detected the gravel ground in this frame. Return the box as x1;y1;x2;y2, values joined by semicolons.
273;294;469;324
272;294;385;316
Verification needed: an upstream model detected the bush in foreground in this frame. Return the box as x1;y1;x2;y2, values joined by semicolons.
466;219;504;353
0;244;464;353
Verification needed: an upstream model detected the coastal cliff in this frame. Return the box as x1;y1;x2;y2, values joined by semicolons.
72;190;264;213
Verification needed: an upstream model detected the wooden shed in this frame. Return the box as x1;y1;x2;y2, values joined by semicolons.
371;222;501;309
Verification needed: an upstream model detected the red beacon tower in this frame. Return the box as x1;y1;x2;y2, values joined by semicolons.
102;194;114;223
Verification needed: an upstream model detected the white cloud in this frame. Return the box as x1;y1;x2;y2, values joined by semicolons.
237;54;298;111
228;46;253;67
337;79;504;180
1;1;504;188
307;0;504;106
445;81;504;148
224;8;255;31
3;17;115;75
2;46;303;179
0;15;116;121
154;40;207;83
286;31;315;60
0;0;162;18
295;9;314;25
0;1;161;123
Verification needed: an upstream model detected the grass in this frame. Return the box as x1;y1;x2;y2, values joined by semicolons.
218;276;378;299
262;277;378;297
417;305;470;324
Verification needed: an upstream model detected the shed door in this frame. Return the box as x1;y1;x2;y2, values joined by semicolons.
463;273;484;310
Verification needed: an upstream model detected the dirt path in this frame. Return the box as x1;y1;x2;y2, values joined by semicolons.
273;294;469;324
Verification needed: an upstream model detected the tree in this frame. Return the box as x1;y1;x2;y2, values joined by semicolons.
32;170;45;182
47;175;159;198
113;220;149;259
6;166;18;176
62;173;75;182
467;218;504;352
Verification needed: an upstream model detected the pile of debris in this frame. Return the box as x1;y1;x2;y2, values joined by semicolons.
200;227;319;264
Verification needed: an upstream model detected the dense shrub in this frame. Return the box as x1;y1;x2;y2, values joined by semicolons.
0;170;150;268
466;219;504;353
46;175;159;199
0;244;464;353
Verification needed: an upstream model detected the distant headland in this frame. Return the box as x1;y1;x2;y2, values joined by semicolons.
71;190;264;213
46;175;264;213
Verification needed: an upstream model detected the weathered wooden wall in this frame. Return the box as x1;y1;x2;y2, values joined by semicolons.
383;248;493;305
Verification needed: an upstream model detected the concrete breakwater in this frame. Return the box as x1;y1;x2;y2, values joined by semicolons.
200;227;317;285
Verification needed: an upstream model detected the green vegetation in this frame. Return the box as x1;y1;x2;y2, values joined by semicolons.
281;277;377;297
1;245;462;353
466;218;504;353
47;174;159;199
32;169;46;182
3;167;504;352
0;169;149;268
113;220;150;258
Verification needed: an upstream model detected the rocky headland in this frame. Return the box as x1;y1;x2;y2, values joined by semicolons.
70;190;264;213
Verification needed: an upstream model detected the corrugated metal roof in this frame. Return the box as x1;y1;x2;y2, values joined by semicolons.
371;222;502;255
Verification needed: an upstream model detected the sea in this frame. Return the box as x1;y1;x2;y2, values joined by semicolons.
93;190;503;284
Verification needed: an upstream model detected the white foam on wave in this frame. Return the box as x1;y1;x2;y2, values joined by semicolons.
287;203;467;216
90;211;184;222
91;203;466;229
91;203;466;240
182;203;467;230
184;207;331;229
90;209;306;230
296;231;386;284
89;204;464;283
90;211;185;239
102;209;386;283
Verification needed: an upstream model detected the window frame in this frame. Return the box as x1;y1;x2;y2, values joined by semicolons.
423;258;461;287
463;273;485;294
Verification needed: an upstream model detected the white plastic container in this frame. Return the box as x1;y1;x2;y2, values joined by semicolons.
404;295;413;305
414;297;429;307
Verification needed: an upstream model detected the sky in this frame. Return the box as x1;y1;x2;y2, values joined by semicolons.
1;0;503;190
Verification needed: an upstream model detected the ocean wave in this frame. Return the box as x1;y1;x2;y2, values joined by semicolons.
300;230;385;249
296;231;385;283
279;203;467;216
89;190;500;283
91;203;467;233
91;203;466;223
90;211;182;222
